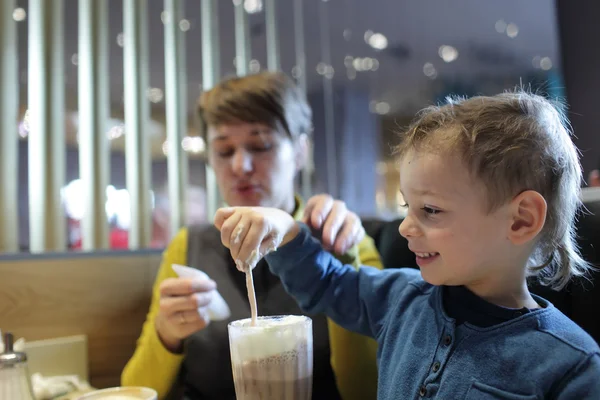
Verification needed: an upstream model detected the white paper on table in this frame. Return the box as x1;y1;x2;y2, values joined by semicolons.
171;264;231;321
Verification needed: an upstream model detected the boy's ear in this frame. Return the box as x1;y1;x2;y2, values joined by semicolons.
507;190;547;246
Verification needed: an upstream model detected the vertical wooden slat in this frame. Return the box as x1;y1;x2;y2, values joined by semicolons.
78;0;110;251
201;0;221;219
319;0;337;197
28;0;66;253
293;0;307;94
164;0;188;237
124;0;152;249
265;0;280;71
234;0;251;76
0;0;19;252
294;0;312;200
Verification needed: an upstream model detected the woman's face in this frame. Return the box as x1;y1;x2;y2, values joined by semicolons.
207;122;304;212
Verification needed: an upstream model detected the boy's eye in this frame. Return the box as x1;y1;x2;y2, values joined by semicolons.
421;206;441;215
400;203;409;209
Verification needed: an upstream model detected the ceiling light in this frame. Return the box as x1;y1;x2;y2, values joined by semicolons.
423;62;437;79
361;58;374;71
495;19;507;33
316;62;327;75
375;102;390;115
107;125;125;140
249;59;261;73
18;121;28;138
182;136;206;153
147;88;164;103
369;100;377;113
244;0;263;14
540;57;552;71
371;58;379;71
291;66;302;78
324;65;334;79
368;33;388;50
161;11;169;24
438;45;458;63
12;8;26;22
179;19;191;32
506;23;519;38
21;110;31;136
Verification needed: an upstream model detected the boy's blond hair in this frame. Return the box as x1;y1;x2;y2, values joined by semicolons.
395;91;591;290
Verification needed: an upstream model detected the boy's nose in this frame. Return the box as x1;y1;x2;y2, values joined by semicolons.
399;214;420;238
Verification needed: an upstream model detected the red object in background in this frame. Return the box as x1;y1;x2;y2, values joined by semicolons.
71;227;129;250
109;228;129;249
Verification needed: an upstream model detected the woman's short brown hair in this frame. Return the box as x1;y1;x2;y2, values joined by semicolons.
198;72;312;140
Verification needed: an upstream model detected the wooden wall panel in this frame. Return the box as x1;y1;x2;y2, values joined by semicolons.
0;252;161;388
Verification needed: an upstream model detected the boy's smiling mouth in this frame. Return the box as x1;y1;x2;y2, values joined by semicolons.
414;252;439;258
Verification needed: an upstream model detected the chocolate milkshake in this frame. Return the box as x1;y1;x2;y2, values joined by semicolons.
228;315;313;399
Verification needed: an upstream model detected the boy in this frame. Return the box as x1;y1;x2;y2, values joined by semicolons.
215;92;600;398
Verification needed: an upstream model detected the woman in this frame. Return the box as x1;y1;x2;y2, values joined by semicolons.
122;72;382;399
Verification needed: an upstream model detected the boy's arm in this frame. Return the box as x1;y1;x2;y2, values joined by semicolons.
265;223;415;339
554;353;600;399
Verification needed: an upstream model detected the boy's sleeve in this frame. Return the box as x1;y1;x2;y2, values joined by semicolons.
265;223;414;339
555;353;600;399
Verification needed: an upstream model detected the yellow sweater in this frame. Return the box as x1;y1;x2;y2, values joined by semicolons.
122;204;383;400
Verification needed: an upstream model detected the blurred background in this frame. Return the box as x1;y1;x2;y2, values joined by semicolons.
1;0;597;253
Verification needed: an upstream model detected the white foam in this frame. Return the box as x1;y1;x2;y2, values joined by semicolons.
229;316;311;363
230;315;307;329
233;224;244;244
235;248;261;272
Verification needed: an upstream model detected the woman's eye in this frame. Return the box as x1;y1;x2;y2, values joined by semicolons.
249;144;273;152
217;149;234;157
421;206;441;215
399;203;409;209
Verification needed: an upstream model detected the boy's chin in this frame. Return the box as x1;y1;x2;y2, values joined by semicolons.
420;272;458;287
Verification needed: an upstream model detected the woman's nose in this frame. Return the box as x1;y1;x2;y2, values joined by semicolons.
231;149;253;176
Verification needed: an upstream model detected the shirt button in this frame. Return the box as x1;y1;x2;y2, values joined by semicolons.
444;334;452;346
419;385;427;397
432;361;441;372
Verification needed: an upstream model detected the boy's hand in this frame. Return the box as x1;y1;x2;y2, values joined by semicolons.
214;207;300;271
302;194;365;255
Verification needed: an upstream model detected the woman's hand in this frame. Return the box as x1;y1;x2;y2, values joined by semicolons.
214;207;299;271
302;194;366;255
154;277;217;353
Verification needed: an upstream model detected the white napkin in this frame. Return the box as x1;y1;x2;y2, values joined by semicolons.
172;264;231;321
31;373;91;400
